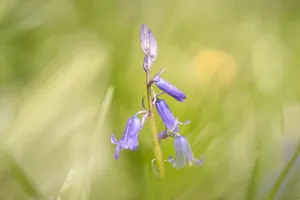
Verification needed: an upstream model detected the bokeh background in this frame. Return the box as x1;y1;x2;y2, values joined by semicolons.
1;0;300;199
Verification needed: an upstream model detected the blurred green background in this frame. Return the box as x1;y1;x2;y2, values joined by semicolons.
1;0;300;199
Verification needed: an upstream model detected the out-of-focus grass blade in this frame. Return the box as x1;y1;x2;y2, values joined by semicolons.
92;86;114;139
266;140;300;200
7;152;44;199
246;156;260;200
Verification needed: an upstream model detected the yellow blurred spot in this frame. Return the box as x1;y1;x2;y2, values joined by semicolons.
193;50;238;87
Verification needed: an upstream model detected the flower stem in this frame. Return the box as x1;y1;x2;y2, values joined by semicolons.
266;140;300;200
146;69;165;178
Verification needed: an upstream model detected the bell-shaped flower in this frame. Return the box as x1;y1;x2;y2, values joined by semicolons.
155;78;186;102
151;68;186;102
155;99;189;133
168;135;204;169
111;116;141;160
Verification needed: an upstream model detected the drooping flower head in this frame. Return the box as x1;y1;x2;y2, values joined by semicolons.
151;68;186;102
155;78;186;102
155;99;179;133
155;99;189;134
168;135;204;169
111;116;141;160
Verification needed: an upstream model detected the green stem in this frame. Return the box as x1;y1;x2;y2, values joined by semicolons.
146;70;165;178
266;140;300;200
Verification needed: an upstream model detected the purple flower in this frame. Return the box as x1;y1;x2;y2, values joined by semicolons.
168;135;204;169
111;116;141;160
155;78;186;102
155;99;179;132
150;68;186;102
155;99;189;133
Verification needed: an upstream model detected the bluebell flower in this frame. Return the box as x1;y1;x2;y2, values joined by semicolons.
168;135;204;169
155;99;189;133
111;116;141;160
155;78;186;102
151;68;186;102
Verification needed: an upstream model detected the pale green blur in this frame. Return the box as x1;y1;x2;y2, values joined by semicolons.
0;0;300;200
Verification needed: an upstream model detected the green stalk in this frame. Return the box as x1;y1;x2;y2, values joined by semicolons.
146;69;165;178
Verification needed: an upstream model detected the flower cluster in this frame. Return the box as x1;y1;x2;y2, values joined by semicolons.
111;24;204;171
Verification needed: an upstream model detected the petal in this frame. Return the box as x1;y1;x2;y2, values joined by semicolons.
111;134;118;144
129;142;139;151
155;78;186;102
114;143;122;160
121;117;141;150
140;24;150;54
175;136;194;163
149;30;157;62
193;155;205;166
178;119;190;125
167;156;177;168
174;135;192;166
175;148;188;168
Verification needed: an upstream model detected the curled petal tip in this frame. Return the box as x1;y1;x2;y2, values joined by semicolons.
193;155;205;166
178;120;190;125
111;134;118;144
